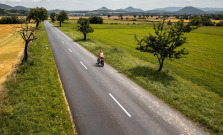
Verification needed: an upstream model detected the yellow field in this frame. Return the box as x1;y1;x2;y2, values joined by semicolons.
69;16;223;24
0;24;23;91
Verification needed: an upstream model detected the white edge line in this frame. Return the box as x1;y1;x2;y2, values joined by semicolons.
80;62;88;69
68;48;72;52
109;93;132;117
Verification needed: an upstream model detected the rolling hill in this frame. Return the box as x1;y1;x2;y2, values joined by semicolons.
176;6;205;14
0;4;30;11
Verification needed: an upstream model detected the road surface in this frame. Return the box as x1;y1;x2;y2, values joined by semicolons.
44;21;207;135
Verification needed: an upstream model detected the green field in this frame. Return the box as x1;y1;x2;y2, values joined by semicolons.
52;20;223;134
0;23;76;134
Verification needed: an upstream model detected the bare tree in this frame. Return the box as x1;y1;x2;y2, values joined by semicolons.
13;22;37;64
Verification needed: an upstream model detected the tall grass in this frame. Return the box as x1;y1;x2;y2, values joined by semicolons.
0;23;76;134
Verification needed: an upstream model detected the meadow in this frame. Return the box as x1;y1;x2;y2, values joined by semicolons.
52;19;223;134
0;23;76;134
0;24;23;91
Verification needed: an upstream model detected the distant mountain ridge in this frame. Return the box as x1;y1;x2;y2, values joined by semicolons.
0;3;223;15
177;6;205;14
153;7;183;12
117;6;144;12
0;3;30;11
98;6;110;11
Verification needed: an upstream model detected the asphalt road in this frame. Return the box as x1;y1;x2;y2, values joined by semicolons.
44;21;208;135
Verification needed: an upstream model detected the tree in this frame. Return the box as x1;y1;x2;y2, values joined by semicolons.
118;14;123;19
201;16;214;26
167;20;172;25
50;12;56;23
77;18;94;40
89;16;103;24
134;15;136;18
57;11;68;27
216;21;223;26
107;14;111;19
190;16;202;26
13;22;37;63
135;18;193;71
27;7;48;28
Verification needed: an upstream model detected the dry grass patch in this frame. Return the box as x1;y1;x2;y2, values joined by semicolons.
0;24;23;92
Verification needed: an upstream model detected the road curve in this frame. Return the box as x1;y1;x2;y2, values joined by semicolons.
44;21;207;135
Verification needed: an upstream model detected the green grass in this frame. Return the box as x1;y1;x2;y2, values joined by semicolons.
0;23;76;135
52;20;223;135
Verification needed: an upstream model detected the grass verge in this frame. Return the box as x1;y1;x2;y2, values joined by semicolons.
51;21;223;135
0;23;76;135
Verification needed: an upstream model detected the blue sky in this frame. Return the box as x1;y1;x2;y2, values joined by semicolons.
1;0;223;10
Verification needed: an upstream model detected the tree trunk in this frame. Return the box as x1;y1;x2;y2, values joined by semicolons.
22;41;29;64
158;58;165;72
36;21;39;28
60;22;61;27
84;33;86;40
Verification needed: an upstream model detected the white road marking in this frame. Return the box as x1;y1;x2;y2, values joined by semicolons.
80;62;88;69
68;48;72;52
62;41;64;44
109;93;132;117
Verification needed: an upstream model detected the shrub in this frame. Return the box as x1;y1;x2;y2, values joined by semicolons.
201;17;214;26
216;21;223;26
167;20;172;25
89;16;103;24
0;16;25;24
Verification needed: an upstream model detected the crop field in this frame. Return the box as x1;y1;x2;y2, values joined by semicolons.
52;20;223;134
0;24;23;90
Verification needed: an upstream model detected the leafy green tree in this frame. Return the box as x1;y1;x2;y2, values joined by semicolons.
135;18;193;71
190;16;201;26
201;16;214;26
118;14;123;19
89;16;103;24
107;14;111;19
167;20;172;25
216;21;223;26
134;15;136;18
50;12;56;23
77;18;94;40
27;7;48;28
57;11;68;27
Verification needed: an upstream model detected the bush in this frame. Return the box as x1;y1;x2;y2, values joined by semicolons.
201;17;214;26
190;16;215;26
216;21;223;26
0;16;25;24
167;20;172;25
89;16;103;24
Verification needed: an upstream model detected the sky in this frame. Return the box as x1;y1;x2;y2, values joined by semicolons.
1;0;223;10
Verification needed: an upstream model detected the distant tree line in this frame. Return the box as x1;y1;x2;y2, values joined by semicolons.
0;16;25;24
0;8;28;16
175;14;223;26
